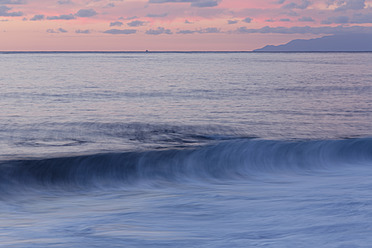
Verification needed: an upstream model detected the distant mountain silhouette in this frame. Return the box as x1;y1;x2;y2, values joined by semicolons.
254;33;372;52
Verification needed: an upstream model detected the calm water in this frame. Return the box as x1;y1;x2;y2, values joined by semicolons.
0;52;372;247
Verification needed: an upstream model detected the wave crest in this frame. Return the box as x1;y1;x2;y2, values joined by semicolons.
1;138;371;190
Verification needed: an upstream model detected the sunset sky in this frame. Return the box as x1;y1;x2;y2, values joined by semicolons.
1;0;372;50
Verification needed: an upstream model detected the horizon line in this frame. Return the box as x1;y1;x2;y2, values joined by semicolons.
1;50;372;54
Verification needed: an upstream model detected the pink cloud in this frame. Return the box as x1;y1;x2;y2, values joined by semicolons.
0;0;372;50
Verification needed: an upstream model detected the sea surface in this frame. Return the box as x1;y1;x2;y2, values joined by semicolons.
0;52;371;247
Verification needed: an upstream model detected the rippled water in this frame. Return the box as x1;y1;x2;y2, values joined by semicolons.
0;52;372;247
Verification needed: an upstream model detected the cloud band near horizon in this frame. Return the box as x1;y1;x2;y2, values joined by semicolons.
1;0;372;50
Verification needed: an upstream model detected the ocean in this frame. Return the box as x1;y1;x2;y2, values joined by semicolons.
0;52;371;247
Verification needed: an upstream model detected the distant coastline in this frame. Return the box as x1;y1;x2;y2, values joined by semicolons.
254;33;372;52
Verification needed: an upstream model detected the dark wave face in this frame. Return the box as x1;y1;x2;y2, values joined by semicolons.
1;137;371;191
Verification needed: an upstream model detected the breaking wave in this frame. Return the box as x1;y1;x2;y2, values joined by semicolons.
1;137;371;191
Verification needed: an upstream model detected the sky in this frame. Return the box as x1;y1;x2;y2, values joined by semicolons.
1;0;372;51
